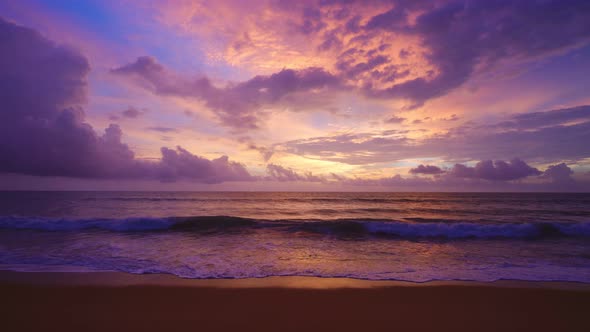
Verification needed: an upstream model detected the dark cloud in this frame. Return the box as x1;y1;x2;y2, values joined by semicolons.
409;159;541;181
337;54;389;79
409;164;444;175
447;159;541;181
0;18;251;183
495;105;590;129
109;107;146;121
147;127;178;133
112;56;341;129
542;163;575;184
157;147;252;183
365;0;590;105
121;107;145;118
300;6;326;35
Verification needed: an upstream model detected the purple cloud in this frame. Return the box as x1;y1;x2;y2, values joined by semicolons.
409;159;541;181
334;168;588;192
0;18;251;183
112;56;341;129
109;1;590;127
110;107;146;121
364;0;590;105
121;107;145;118
157;147;252;183
409;165;444;175
337;54;389;79
542;163;575;184
495;105;590;129
331;159;588;191
448;159;541;181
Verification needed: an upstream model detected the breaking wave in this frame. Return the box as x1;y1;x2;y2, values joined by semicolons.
1;216;589;239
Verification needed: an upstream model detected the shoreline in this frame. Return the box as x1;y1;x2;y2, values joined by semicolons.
1;269;590;290
2;270;590;331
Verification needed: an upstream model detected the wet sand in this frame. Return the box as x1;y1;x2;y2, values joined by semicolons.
1;271;589;332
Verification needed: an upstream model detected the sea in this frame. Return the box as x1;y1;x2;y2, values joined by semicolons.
0;191;589;283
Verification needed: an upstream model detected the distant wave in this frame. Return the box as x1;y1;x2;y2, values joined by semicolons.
78;197;456;204
1;215;590;239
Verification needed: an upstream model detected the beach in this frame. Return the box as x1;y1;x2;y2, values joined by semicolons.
2;271;589;332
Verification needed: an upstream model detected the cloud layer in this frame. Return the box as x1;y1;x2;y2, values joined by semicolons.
446;159;541;181
1;0;589;192
279;105;590;165
364;0;590;105
112;56;340;129
337;160;585;191
135;0;590;114
102;0;590;143
0;18;251;183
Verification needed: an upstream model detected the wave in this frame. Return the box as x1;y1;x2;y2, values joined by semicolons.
1;215;589;239
0;216;262;232
78;196;456;204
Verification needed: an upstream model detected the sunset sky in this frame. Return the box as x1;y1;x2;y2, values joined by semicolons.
1;0;589;191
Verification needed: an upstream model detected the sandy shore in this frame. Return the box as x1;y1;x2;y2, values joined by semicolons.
1;271;589;332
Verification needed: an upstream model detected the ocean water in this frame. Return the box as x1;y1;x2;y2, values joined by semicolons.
0;191;589;282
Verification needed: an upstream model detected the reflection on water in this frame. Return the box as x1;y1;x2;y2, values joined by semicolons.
1;191;589;222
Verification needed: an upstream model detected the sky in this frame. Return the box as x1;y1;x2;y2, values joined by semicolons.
1;0;590;191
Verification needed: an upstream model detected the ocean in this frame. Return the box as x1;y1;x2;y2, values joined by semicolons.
0;191;589;282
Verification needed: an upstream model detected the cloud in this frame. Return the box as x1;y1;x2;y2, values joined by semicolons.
331;160;587;191
281;131;411;165
542;163;575;184
364;0;590;105
109;107;146;121
0;18;251;183
112;56;341;129
443;114;459;122
247;143;275;162
147;127;178;133
409;159;541;181
385;115;405;124
409;165;444;175
496;105;590;129
265;158;550;187
109;0;590;128
157;147;252;183
279;105;590;165
142;0;590;112
266;164;324;182
121;107;145;118
447;159;541;181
